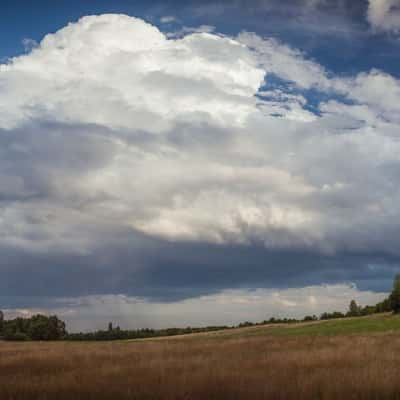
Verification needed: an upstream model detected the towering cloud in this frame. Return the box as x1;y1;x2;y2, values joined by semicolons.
0;15;399;319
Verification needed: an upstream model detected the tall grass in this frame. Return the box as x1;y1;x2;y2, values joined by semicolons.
2;332;400;399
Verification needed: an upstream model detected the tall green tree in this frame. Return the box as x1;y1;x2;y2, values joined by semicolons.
390;274;400;314
348;300;361;317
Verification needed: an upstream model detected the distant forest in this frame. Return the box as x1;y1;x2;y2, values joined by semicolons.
1;274;400;341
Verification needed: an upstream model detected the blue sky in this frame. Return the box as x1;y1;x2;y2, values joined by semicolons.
1;0;400;331
2;0;400;75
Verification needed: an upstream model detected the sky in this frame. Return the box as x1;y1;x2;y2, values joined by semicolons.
1;0;400;332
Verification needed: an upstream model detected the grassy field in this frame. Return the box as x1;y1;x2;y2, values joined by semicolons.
215;312;400;339
2;313;400;400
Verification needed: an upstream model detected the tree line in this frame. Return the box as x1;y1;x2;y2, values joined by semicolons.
66;323;230;341
1;274;400;341
0;314;66;341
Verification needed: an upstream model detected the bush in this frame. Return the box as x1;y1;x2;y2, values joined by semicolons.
303;315;318;322
320;312;345;320
4;330;29;341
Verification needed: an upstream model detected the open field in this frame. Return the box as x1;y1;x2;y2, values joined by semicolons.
213;312;400;339
2;314;400;400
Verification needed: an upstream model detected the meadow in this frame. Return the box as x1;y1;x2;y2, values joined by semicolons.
0;315;400;400
219;312;400;338
2;314;400;400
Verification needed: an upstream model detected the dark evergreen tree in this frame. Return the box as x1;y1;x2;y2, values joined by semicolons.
390;274;400;314
348;300;361;317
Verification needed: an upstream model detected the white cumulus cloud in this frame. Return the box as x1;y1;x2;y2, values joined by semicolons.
0;14;399;257
367;0;400;32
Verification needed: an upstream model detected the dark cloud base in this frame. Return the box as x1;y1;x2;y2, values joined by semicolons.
1;227;397;309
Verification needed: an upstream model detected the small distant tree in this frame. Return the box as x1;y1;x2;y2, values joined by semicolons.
390;274;400;314
108;322;113;332
348;300;361;317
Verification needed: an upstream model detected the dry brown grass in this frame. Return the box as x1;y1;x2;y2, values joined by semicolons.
2;333;400;400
